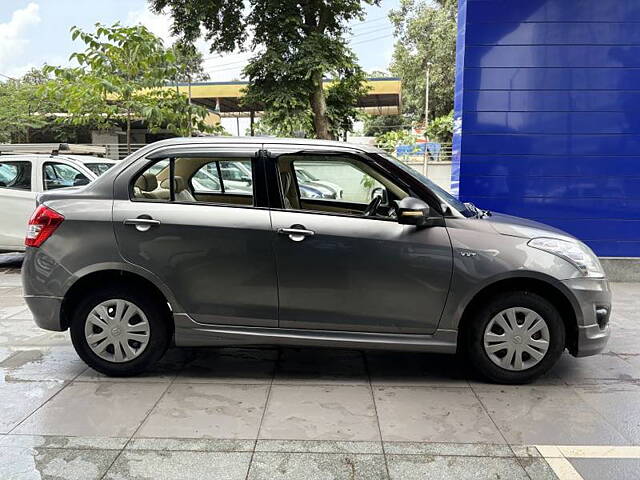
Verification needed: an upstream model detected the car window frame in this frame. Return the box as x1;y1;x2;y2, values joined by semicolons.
0;160;33;191
42;160;90;191
272;151;414;223
128;153;261;209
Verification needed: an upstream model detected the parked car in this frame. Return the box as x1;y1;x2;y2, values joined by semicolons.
295;167;343;199
0;154;96;252
21;138;610;383
67;156;118;176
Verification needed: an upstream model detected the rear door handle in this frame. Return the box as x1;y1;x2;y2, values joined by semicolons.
124;217;160;232
278;227;315;242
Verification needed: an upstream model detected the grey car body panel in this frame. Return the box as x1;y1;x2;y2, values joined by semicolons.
173;313;458;352
270;209;452;334
21;137;611;358
112;200;278;327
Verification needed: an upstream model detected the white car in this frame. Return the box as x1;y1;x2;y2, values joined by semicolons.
0;154;97;252
65;155;118;176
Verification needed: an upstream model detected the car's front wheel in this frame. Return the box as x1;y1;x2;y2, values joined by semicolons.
69;287;171;376
466;291;565;384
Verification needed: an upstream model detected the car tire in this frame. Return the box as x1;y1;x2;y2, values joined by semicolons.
69;287;171;376
466;291;565;384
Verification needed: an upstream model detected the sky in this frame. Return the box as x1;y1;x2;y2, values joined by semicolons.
0;0;400;82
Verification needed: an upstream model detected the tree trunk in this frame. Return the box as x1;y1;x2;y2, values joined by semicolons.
126;110;132;154
309;70;333;140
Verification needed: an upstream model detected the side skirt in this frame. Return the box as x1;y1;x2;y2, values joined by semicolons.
173;313;458;353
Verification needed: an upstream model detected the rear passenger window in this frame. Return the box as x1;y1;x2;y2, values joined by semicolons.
0;161;31;191
132;157;254;206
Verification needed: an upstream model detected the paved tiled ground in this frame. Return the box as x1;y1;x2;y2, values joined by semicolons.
1;253;639;479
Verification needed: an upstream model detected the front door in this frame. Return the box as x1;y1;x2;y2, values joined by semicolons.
269;150;453;334
113;150;278;327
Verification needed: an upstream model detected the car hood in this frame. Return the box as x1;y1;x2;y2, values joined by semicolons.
484;212;576;242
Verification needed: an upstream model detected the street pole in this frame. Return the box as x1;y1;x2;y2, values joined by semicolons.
423;62;432;176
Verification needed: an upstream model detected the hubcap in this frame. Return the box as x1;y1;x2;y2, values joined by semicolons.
84;299;150;363
483;307;550;371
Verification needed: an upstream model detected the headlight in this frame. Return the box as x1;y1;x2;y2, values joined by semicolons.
528;237;604;278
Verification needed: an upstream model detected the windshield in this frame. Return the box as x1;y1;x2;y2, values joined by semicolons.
377;152;474;217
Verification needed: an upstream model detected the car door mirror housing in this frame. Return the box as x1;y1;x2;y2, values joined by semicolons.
396;197;432;227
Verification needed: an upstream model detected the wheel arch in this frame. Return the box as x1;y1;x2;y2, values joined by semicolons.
455;276;579;355
60;268;174;332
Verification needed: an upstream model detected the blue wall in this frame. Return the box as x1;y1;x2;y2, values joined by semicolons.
452;0;640;257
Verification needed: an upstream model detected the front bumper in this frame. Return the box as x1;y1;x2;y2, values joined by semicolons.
561;277;611;357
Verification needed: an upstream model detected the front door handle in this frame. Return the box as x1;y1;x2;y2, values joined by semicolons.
278;226;315;242
124;216;161;232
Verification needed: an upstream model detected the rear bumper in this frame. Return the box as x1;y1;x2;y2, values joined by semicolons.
24;295;64;331
561;277;611;357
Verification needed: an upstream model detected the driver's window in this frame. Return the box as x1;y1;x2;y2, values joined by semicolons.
43;162;89;190
277;154;408;218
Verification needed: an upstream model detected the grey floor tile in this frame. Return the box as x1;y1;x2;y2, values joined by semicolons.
569;457;640;480
366;351;470;387
383;441;512;456
574;384;640;443
14;382;167;437
0;380;65;433
0;347;15;363
0;434;128;450
374;386;504;443
0;274;22;287
0;445;119;480
260;385;380;441
105;450;252;480
387;454;529;480
517;457;560;480
474;385;629;445
0;319;70;347
552;353;640;385
247;452;388;480
0;348;86;382
76;348;188;384
274;348;368;385
255;439;383;454
136;383;269;439
605;327;640;356
127;437;255;452
176;347;277;384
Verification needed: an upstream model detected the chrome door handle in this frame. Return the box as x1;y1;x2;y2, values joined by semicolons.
278;227;315;242
124;217;160;232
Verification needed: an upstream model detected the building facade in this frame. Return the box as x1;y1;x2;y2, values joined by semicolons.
452;0;640;257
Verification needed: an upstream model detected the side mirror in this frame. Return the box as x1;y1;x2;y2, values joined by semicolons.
396;197;431;227
370;186;389;206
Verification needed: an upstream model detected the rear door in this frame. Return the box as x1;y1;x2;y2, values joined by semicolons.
0;159;36;251
112;146;278;327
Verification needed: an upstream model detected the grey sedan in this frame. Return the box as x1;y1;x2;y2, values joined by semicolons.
21;138;611;383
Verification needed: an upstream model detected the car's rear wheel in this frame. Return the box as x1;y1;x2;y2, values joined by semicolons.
69;287;171;376
466;291;565;384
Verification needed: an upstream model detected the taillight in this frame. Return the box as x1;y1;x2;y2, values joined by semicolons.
25;205;64;248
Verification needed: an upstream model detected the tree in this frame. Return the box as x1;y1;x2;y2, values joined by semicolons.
425;111;454;143
42;23;214;152
362;114;408;137
152;0;377;140
389;0;457;122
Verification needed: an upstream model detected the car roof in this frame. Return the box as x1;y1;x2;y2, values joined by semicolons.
61;155;117;164
135;136;382;153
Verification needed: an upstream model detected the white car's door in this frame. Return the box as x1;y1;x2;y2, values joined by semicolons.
0;159;37;251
